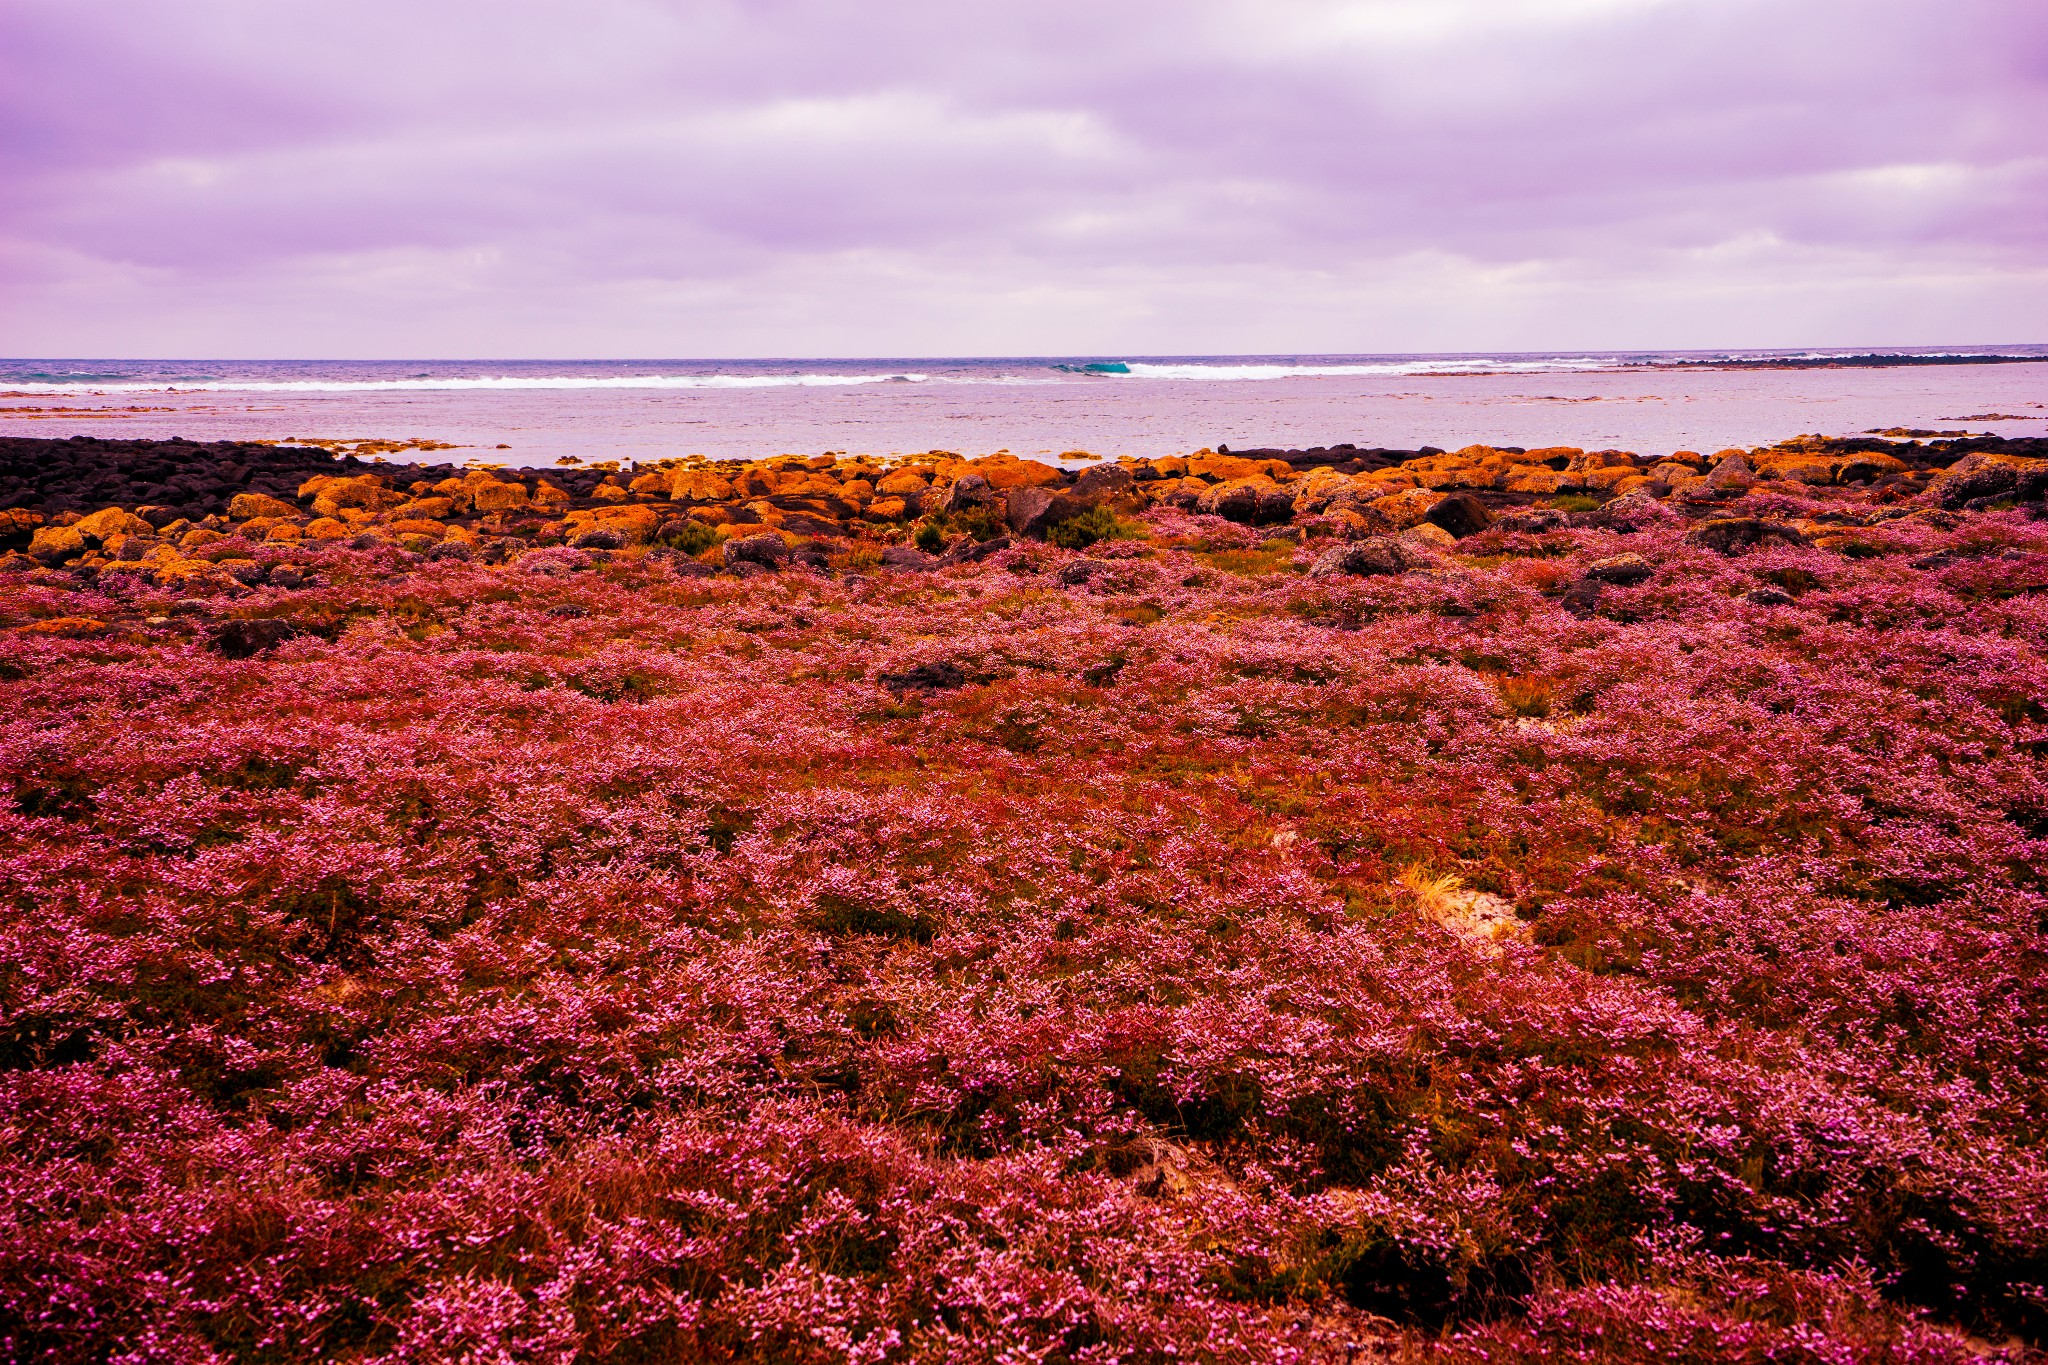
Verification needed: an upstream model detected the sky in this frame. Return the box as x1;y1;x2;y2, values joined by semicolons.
3;0;2046;358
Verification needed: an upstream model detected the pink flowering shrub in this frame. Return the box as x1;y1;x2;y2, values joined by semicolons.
1;501;2045;1361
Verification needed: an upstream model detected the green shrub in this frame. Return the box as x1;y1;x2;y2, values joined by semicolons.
659;519;719;555
1047;505;1147;550
1545;494;1601;513
913;521;947;553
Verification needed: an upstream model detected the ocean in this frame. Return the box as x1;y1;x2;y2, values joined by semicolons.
4;350;2045;466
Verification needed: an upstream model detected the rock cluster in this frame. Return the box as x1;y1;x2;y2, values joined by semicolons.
2;433;2044;588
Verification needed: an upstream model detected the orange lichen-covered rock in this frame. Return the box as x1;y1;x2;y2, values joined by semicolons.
1503;468;1568;495
668;471;736;504
469;481;530;513
1369;488;1443;530
304;518;352;539
1184;455;1271;483
531;481;570;510
265;524;305;542
28;525;87;561
228;492;298;520
628;471;672;496
388;519;447;539
11;616;108;637
875;470;930;497
392;497;455;520
309;475;407;518
970;455;1064;490
75;507;154;542
591;483;628;503
865;497;910;521
180;528;227;550
562;504;660;544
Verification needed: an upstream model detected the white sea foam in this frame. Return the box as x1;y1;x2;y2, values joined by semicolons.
6;373;933;394
1117;358;1615;380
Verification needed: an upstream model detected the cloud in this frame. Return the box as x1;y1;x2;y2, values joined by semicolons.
3;0;2044;355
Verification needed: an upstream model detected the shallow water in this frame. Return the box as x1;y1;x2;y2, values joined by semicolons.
3;351;2044;466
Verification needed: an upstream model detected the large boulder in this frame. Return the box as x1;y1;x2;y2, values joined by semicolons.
227;492;298;521
1070;462;1136;502
723;532;790;568
27;525;87;564
1307;536;1424;578
942;473;1004;514
561;504;660;545
1425;493;1494;538
1196;477;1295;525
1586;552;1654;585
210;618;301;659
1704;453;1757;490
74;507;153;542
1683;518;1810;555
1933;452;2048;509
468;480;530;513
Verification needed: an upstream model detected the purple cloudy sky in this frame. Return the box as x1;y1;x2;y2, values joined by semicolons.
4;0;2045;358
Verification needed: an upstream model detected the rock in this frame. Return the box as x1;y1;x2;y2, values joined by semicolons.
545;603;589;618
723;533;790;568
970;456;1065;490
74;507;155;543
308;475;408;518
1070;462;1136;503
875;470;930;497
228;492;299;520
468;481;530;513
10;616;109;638
1495;508;1568;534
1683;518;1811;555
942;535;1012;565
879;546;938;571
878;659;968;690
561;504;660;545
1058;558;1111;586
942;473;1003;514
1933;453;2048;510
1746;586;1796;606
425;540;473;561
1400;523;1458;551
1560;579;1604;616
1005;487;1059;536
1307;536;1422;578
865;497;911;521
1369;488;1441;530
1196;477;1295;525
668;470;737;504
1588;490;1671;530
1424;493;1494;538
27;525;86;563
210;618;300;658
1586;552;1653;585
591;483;627;503
572;529;626;550
1704;453;1757;490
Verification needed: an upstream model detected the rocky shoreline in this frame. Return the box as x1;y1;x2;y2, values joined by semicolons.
5;433;2044;600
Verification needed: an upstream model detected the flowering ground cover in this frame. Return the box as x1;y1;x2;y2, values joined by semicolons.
2;441;2047;1361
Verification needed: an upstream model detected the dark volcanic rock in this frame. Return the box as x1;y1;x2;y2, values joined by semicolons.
1425;493;1494;539
1307;537;1421;578
0;437;459;520
1683;518;1811;555
210;618;300;659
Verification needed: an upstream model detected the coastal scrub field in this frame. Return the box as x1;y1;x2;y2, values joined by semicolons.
2;434;2047;1362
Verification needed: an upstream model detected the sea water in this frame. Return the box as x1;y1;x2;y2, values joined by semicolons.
3;351;2044;467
